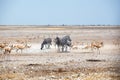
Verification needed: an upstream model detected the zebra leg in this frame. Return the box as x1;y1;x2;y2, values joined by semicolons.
48;44;50;49
54;44;57;49
57;46;60;52
45;44;47;49
62;46;64;52
65;46;68;52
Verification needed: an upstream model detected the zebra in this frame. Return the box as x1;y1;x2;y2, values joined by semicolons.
54;35;72;52
41;38;52;50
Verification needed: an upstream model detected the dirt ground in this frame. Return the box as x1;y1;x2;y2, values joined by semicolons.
0;26;120;80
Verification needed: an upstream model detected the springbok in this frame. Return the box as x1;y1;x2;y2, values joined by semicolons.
81;42;93;52
113;39;120;48
82;45;91;50
13;43;31;53
3;45;14;54
0;44;14;61
71;42;79;50
91;41;104;54
0;42;8;50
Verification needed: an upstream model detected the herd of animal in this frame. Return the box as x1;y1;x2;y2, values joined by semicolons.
0;41;31;54
0;35;71;54
0;35;105;57
0;35;103;54
41;35;72;52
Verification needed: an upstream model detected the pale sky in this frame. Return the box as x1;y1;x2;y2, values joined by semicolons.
0;0;120;25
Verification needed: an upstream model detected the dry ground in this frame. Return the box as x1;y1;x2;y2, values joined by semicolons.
0;26;120;80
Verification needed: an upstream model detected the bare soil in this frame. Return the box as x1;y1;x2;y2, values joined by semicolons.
0;26;120;80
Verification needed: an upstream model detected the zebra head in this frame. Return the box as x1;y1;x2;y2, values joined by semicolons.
66;40;72;46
